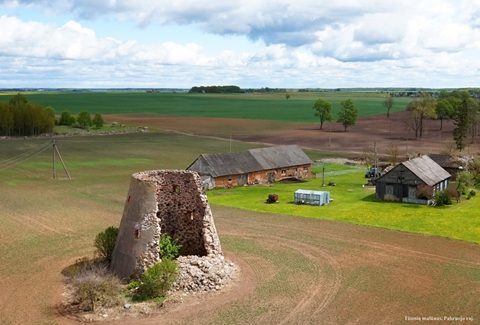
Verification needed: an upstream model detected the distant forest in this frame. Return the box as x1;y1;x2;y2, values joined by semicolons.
189;85;243;93
0;94;55;136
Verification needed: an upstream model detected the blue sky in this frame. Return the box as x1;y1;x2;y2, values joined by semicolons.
1;0;479;88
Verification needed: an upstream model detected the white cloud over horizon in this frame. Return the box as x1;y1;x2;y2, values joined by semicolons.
0;1;480;88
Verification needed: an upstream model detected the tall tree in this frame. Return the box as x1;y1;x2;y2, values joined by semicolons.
436;98;456;130
453;91;477;150
312;98;332;130
405;93;436;138
383;95;394;118
337;99;358;132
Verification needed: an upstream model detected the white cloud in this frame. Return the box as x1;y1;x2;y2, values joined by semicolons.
1;1;480;87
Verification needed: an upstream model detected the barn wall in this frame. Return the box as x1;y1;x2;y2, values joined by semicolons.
213;164;312;188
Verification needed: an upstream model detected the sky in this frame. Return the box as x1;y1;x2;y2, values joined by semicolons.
0;0;479;88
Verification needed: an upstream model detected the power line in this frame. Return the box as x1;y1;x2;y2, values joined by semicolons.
0;141;51;167
0;142;51;171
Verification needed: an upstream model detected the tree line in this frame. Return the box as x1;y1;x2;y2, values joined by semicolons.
0;94;55;136
189;85;243;93
312;90;480;151
403;90;479;150
0;94;105;137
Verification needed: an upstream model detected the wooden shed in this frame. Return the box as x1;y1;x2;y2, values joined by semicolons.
187;145;313;189
375;155;451;204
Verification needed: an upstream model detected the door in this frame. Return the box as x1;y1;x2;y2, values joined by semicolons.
238;174;248;186
267;172;275;183
408;186;416;199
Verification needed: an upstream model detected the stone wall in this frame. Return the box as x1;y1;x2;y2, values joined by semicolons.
111;170;223;280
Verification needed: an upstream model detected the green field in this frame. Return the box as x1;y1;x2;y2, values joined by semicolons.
0;91;411;122
209;169;480;244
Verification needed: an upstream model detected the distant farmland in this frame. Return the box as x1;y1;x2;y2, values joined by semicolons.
0;91;412;123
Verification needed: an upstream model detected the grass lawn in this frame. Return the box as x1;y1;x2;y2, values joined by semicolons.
208;169;480;244
0;91;411;123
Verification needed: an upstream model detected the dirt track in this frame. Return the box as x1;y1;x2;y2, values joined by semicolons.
53;206;480;324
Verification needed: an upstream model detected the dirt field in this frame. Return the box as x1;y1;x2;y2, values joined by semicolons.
1;206;478;324
109;112;480;157
1;132;479;324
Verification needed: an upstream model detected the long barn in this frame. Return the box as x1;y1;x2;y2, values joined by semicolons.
187;145;313;189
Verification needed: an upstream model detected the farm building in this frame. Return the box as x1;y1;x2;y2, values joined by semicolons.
294;189;330;206
376;155;451;204
429;154;464;180
187;145;312;189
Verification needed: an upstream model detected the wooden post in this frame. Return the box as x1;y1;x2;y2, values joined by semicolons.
52;139;56;179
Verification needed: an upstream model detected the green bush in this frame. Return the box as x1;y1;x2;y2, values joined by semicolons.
59;111;76;126
159;234;182;260
434;190;452;206
94;226;119;263
135;259;178;301
92;113;104;128
467;189;476;200
71;264;122;312
77;111;92;128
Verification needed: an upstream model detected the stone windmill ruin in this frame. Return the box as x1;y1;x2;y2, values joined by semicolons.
111;170;235;292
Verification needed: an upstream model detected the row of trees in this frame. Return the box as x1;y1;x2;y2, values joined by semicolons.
189;85;243;93
313;98;358;132
0;94;55;136
403;91;479;150
0;94;106;137
58;111;104;129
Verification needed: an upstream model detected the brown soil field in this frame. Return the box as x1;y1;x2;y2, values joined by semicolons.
108;113;480;157
2;206;479;324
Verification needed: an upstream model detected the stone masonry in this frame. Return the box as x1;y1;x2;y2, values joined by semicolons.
111;170;235;292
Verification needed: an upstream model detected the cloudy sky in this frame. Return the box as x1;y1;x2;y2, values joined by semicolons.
1;0;479;88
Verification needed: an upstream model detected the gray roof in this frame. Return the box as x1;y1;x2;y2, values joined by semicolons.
428;154;462;169
402;155;451;186
249;145;312;170
188;145;312;177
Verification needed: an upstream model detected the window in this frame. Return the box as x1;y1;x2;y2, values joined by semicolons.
281;169;286;175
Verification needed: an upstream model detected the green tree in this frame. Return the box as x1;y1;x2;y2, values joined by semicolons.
405;93;437;138
337;99;358;132
0;103;14;136
312;98;332;130
452;91;477;150
77;112;92;129
436;97;456;130
59;111;76;126
383;95;394;118
92;113;104;128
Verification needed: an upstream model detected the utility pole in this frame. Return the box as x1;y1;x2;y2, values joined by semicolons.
52;138;72;180
229;135;232;153
52;139;57;179
322;163;325;187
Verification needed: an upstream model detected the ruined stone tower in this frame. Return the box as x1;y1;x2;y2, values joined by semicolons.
111;170;223;279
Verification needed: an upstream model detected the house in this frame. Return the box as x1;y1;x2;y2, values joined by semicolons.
428;154;463;180
187;145;313;189
375;155;451;204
